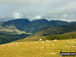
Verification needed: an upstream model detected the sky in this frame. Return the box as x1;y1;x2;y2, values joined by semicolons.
0;0;76;21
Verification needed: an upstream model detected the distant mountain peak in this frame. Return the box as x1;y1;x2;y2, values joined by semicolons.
50;20;67;22
33;19;48;21
1;18;71;33
8;18;30;22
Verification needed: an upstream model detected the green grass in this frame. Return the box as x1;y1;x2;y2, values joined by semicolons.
0;39;76;57
17;32;76;42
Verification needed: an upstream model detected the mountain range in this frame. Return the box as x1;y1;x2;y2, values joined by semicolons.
1;18;70;33
0;18;76;44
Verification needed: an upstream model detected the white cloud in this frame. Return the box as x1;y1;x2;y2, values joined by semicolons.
34;16;42;19
13;12;22;19
0;0;76;21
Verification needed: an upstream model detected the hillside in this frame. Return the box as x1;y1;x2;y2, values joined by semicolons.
17;32;76;42
0;39;76;57
16;24;76;42
0;24;31;44
1;19;76;44
0;32;30;44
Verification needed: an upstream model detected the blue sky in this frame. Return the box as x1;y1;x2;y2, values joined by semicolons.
0;0;76;21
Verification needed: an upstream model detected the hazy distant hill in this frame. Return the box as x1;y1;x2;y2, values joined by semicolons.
2;18;69;33
2;18;30;31
0;25;27;34
0;20;31;44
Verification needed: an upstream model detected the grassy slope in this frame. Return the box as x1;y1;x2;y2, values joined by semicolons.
0;32;76;57
0;39;76;57
0;32;30;44
17;32;76;42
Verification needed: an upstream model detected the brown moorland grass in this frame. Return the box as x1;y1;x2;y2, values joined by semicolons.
0;39;76;57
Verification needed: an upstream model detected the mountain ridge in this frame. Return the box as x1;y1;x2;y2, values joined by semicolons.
0;18;76;44
1;18;70;33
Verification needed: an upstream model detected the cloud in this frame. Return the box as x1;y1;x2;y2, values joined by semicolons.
0;0;76;21
13;12;22;19
34;15;42;19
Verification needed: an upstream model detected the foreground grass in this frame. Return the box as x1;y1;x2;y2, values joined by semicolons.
0;39;76;57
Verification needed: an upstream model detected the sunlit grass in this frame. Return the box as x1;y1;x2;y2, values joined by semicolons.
0;39;76;57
